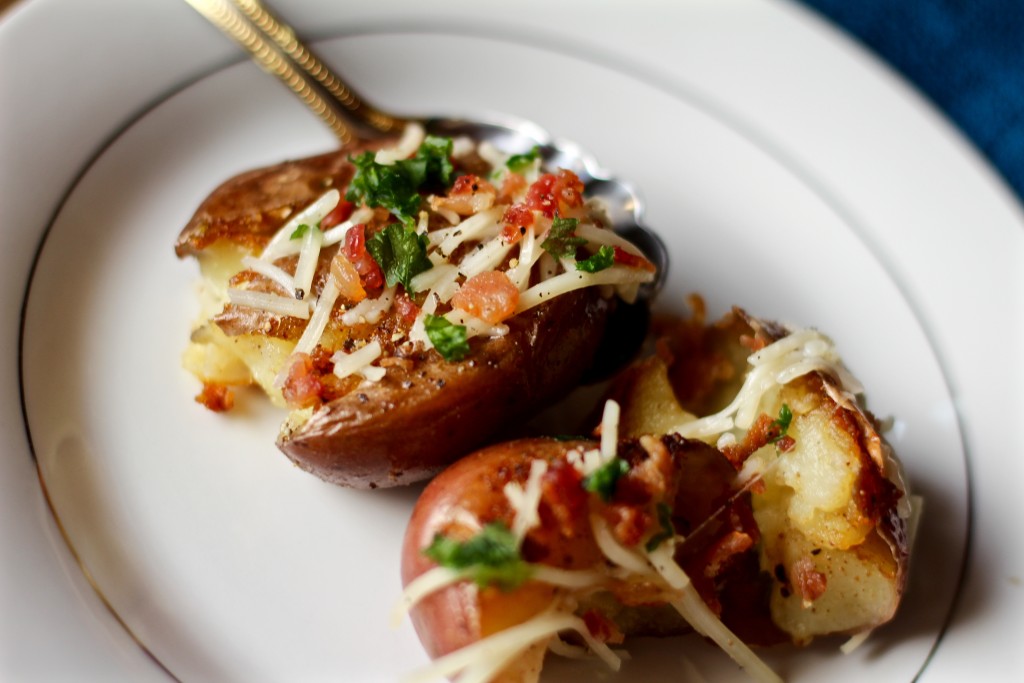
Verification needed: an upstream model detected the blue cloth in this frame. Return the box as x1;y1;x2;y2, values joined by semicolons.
799;0;1024;204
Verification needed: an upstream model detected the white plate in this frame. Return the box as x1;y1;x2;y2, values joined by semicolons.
3;1;1022;681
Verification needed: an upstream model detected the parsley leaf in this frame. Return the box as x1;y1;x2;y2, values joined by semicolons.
413;135;455;189
290;223;315;240
541;214;587;258
345;136;454;225
365;223;433;291
506;146;541;173
645;503;676;552
583;457;630;501
575;245;616;273
424;522;532;590
345;152;422;225
424;314;470;361
769;404;793;443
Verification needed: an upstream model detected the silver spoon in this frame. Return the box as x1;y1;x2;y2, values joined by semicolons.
184;0;668;305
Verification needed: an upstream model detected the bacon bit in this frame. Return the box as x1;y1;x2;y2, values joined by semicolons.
721;412;780;469
775;435;796;452
539;460;588;538
450;271;520;324
394;292;420;327
613;245;656;272
429;174;496;216
631;436;674;499
343;224;384;290
329;251;367;303
320;199;354;229
703;531;755;578
739;334;766;353
281;352;324;409
498;171;527;203
195;382;234;412
500;204;535;244
450;174;492;195
526;169;585;218
605;504;650;547
791;557;828;606
582;610;625;645
379;356;414;371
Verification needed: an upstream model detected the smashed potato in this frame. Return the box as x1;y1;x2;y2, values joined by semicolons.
398;300;912;681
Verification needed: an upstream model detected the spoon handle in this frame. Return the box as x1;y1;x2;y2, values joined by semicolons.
184;0;405;143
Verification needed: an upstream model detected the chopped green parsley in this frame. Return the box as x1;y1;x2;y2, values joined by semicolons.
645;503;676;552
506;146;541;173
769;404;793;444
346;136;454;225
541;213;587;258
365;223;433;291
424;314;470;361
583;457;630;501
575;245;616;273
289;223;316;240
424;522;532;590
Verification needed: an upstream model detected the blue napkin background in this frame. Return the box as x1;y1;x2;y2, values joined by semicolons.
800;0;1024;206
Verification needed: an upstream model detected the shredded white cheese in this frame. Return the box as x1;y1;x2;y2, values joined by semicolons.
516;265;653;314
505;225;539;290
227;288;310;319
444;309;509;340
503;459;549;545
320;206;375;248
666;588;783;683
375;122;426;165
401;611;620;683
240;255;297;296
431;206;503;257
840;630;873;655
259;189;340;262
341;285;395;326
292;279;340;356
599;400;620;460
672;328;862;441
331;341;384;382
457;235;516;279
292;223;324;299
590;514;653;576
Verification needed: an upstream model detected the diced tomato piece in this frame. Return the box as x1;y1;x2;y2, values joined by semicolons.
450;271;520;324
450;174;494;195
281;353;323;409
320;199;354;229
526;169;584;217
500;204;535;244
612;245;657;272
430;174;497;216
343;224;384;290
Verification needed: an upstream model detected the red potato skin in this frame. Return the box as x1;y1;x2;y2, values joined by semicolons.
401;438;595;659
175;148;376;257
400;436;784;660
278;289;610;488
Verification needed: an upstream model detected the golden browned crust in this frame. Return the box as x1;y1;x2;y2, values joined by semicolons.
175;145;380;257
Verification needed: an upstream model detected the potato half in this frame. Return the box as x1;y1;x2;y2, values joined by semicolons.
176;134;656;488
398;301;912;681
